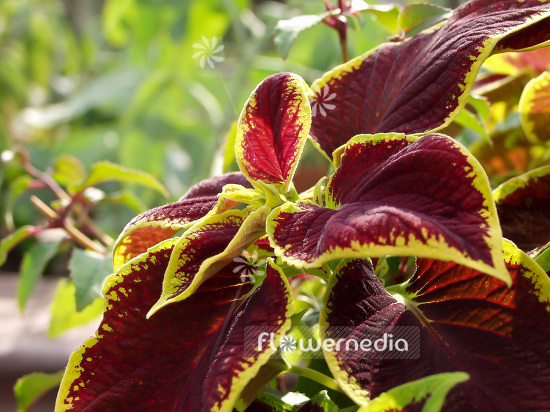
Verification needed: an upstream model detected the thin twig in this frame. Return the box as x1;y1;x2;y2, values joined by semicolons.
30;196;106;254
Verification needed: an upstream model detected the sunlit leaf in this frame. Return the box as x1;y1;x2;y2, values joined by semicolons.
149;205;270;316
519;71;550;142
321;240;550;409
236;72;311;193
112;172;252;270
310;0;550;159
14;371;64;412
52;154;87;186
48;279;103;338
275;13;333;60
358;373;469;412
55;241;293;411
398;3;451;38
69;160;169;197
0;225;37;267
268;133;509;284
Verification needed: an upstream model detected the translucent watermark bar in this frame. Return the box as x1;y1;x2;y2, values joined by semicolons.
244;326;420;360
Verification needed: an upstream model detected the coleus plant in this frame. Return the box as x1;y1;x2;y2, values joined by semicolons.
55;0;550;411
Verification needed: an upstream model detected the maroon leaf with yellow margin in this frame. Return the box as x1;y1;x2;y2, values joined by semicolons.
320;239;550;411
149;206;271;316
112;172;252;270
236;72;311;192
309;0;550;159
267;133;509;284
519;71;550;143
493;166;550;251
55;239;293;412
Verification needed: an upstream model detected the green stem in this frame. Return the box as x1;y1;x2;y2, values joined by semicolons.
268;360;343;393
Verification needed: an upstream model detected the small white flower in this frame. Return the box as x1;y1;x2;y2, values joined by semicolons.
310;85;337;117
192;36;225;69
233;251;266;283
279;335;297;353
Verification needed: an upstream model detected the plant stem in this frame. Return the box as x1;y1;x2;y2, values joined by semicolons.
268;360;343;393
30;196;106;254
339;29;349;63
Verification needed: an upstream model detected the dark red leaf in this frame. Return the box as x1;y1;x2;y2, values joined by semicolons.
321;240;550;411
309;0;550;158
494;166;550;251
56;240;292;412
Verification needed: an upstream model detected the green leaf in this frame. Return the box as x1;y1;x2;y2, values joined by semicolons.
18;240;61;312
355;3;400;35
14;371;64;412
52;154;87;186
69;161;169;197
0;225;36;267
223;121;238;173
69;249;113;311
274;13;333;60
454;107;490;144
358;372;469;412
398;3;451;37
535;246;550;273
48;279;103;338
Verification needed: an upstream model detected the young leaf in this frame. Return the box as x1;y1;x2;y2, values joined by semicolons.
112;172;252;270
55;240;293;412
14;371;64;412
236;72;311;193
309;0;550;159
519;71;550;142
69;249;113;311
268;133;509;285
51;154;87;186
275;13;333;60
48;279;103;338
69;160;169;197
493;166;550;251
398;3;451;38
0;225;37;267
358;373;469;412
297;390;338;412
320;240;550;410
243;391;298;412
149;206;270;316
18;239;61;312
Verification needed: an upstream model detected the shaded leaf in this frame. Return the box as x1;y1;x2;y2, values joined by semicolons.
14;371;64;412
69;249;113;311
18;240;61;312
519;71;550;142
493;166;550;250
358;373;469;412
309;0;550;159
320;240;550;410
48;279;103;338
268;133;509;284
113;172;252;270
55;240;293;412
236;72;311;192
69;160;169;197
